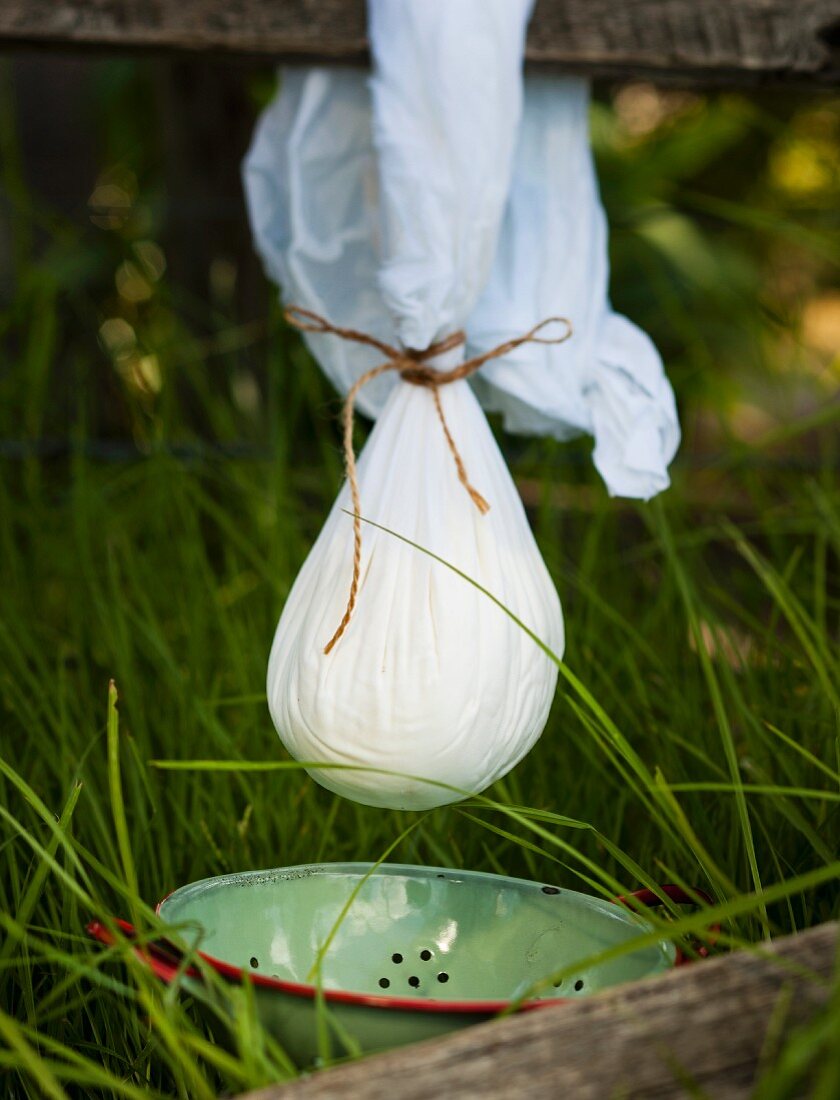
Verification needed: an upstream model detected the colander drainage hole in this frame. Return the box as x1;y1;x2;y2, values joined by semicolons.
391;953;403;964
408;976;420;988
379;978;390;989
574;980;584;991
249;957;259;969
437;972;449;983
420;949;432;961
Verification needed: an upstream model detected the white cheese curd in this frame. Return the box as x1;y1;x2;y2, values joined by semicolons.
267;368;563;809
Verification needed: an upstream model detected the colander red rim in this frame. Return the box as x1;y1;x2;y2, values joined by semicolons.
87;881;712;1016
87;915;545;1014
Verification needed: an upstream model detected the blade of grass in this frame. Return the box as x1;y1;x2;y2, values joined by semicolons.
106;680;139;926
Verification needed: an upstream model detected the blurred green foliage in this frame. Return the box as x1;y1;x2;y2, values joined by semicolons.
0;59;838;1098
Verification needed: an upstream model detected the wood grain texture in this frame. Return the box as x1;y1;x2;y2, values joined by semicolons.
1;1;839;84
238;923;837;1100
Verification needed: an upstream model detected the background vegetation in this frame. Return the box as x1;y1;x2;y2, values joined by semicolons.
0;57;838;1097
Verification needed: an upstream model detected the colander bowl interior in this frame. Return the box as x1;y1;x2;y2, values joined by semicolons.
157;862;675;1004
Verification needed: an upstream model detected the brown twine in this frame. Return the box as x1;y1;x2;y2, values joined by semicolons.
285;305;573;653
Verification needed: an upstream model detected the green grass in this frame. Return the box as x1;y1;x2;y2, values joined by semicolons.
1;62;839;1097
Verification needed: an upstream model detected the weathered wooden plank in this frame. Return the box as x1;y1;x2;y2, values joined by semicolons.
237;922;837;1100
1;1;839;85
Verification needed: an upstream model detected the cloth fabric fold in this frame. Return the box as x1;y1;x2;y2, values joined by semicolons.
245;0;679;810
244;18;679;499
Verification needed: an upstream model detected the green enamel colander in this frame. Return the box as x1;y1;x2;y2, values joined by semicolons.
88;862;710;1065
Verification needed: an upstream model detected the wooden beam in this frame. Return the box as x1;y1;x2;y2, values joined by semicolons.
237;922;836;1100
0;2;839;85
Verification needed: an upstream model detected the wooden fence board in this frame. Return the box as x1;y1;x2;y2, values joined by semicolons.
238;922;837;1100
1;2;839;85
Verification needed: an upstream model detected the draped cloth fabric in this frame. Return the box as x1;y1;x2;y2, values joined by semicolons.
243;0;680;500
245;0;680;810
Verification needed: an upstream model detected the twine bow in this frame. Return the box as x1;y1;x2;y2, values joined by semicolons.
285;305;573;653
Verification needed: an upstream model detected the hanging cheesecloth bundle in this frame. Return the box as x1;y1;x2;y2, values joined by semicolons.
244;0;680;810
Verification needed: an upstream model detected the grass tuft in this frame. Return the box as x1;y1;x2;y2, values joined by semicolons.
0;62;838;1096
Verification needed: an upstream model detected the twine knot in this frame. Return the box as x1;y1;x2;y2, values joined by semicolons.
285;305;573;653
